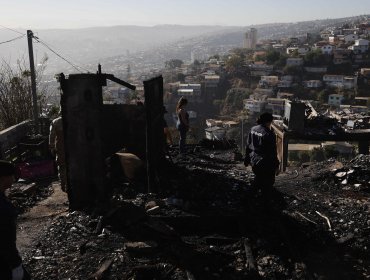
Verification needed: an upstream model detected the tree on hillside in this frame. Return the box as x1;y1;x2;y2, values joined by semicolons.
304;50;327;66
0;56;49;129
266;50;281;65
226;55;245;76
165;59;183;69
283;65;303;76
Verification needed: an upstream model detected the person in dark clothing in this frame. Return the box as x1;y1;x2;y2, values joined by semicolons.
244;113;280;202
0;161;30;280
176;97;189;154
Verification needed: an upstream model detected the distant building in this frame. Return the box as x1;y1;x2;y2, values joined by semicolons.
333;49;352;65
277;92;294;100
252;88;274;99
304;80;323;88
286;58;304;67
244;28;258;49
320;44;335;55
266;98;286;116
286;46;310;55
328;94;344;107
249;63;273;76
204;75;220;100
177;83;201;102
277;80;292;88
323;75;357;89
244;99;267;114
259;76;279;87
360;68;370;77
320;31;331;40
204;75;220;88
349;39;369;54
343;34;359;43
323;75;344;86
304;67;327;73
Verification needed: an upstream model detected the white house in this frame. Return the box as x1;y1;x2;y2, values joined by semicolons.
304;80;323;88
323;75;344;84
266;98;286;116
286;46;310;55
328;94;344;107
244;99;267;114
179;83;201;95
349;39;369;54
320;44;335;55
286;58;304;66
343;34;359;43
204;75;220;88
259;76;279;87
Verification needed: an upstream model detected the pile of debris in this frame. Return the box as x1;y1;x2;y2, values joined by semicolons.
22;148;370;279
332;155;370;192
8;180;53;214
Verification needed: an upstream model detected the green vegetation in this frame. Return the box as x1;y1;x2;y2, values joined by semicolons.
304;50;327;66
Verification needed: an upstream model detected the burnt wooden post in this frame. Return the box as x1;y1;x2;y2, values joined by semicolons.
60;74;106;209
144;76;164;193
273;122;288;172
358;141;369;155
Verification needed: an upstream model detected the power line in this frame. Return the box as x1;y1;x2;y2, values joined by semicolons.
33;36;90;73
0;34;25;45
0;25;25;36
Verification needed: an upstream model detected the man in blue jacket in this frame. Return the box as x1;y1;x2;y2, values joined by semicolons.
0;160;30;280
244;112;280;202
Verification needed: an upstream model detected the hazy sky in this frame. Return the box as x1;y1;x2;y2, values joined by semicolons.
1;0;370;29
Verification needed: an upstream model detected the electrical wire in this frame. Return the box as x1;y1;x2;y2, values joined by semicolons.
0;25;25;36
0;34;25;45
33;36;90;73
0;24;90;73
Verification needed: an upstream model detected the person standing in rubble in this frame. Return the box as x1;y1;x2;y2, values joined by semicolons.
163;106;173;154
244;112;280;202
49;113;67;192
0;160;31;280
176;97;189;154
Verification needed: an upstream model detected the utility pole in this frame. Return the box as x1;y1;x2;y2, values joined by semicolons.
27;30;39;132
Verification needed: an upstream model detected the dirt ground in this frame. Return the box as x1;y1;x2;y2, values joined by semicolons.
17;183;68;255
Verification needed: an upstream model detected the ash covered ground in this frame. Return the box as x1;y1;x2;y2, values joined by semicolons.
16;146;370;280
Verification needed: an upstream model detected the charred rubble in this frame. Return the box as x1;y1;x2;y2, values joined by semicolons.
21;148;370;280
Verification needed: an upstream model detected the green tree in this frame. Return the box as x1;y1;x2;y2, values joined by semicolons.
266;50;281;65
317;89;330;103
226;55;245;76
304;50;327;66
0;56;48;129
283;65;303;76
177;73;185;82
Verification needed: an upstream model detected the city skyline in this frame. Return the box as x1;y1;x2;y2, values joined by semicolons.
0;0;369;29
